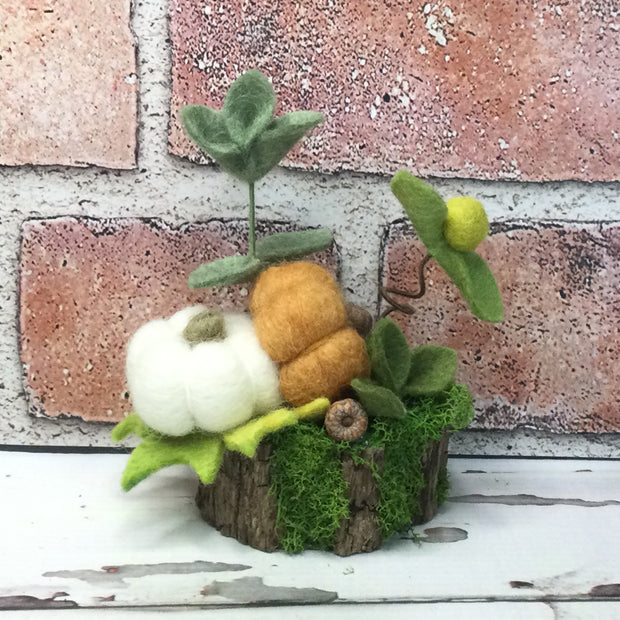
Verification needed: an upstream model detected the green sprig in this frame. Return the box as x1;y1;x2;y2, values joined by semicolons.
181;71;328;288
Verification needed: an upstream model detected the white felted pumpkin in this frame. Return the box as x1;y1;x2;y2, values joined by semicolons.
126;306;282;436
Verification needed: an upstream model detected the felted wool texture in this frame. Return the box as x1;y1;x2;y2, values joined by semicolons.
249;262;348;363
444;196;489;251
222;312;283;414
126;316;197;436
279;327;371;406
126;306;281;435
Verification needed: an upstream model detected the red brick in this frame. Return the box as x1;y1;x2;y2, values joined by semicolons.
169;0;620;181
381;222;620;432
19;218;338;422
0;1;137;168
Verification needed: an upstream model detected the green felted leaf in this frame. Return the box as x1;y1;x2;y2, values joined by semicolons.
390;171;503;322
432;247;503;322
244;110;324;182
224;409;298;458
180;105;247;179
223;398;330;458
366;318;411;395
351;378;406;419
460;251;504;322
255;229;333;262
188;255;264;289
390;171;448;253
111;413;153;441
121;434;224;492
222;70;276;147
406;345;457;396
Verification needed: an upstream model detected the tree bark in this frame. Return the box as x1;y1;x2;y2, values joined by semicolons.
333;447;384;555
195;443;279;552
196;433;450;555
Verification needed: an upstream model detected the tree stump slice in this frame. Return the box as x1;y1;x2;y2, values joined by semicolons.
333;447;384;555
196;433;450;555
414;431;450;524
195;443;279;552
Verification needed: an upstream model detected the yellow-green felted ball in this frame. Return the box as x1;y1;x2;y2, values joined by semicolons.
443;197;489;251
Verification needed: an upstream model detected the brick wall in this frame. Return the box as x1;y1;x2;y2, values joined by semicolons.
1;0;619;455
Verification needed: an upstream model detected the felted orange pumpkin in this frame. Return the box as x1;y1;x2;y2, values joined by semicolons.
249;262;371;406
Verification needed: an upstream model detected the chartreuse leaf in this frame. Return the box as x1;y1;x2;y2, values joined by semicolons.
222;70;275;147
224;410;297;458
255;229;333;262
224;398;329;458
351;378;407;419
245;111;324;182
292;397;331;421
390;170;448;253
120;434;224;492
188;255;264;289
366;318;411;395
111;413;153;441
406;345;457;396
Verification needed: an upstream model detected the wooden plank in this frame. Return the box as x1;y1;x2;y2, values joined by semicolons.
0;602;558;619
1;452;619;611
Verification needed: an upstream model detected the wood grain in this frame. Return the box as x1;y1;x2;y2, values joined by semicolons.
1;451;619;613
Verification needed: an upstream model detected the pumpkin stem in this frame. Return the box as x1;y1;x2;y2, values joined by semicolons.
344;302;373;337
183;309;226;344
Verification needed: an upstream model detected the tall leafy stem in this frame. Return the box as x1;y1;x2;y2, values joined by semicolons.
181;70;331;288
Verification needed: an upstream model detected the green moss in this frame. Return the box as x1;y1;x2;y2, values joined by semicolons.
368;383;474;537
270;423;349;553
269;384;474;552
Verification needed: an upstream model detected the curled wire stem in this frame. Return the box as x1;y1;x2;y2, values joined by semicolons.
380;253;432;318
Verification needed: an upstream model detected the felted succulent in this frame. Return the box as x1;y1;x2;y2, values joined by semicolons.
181;70;331;289
351;318;457;419
388;171;503;322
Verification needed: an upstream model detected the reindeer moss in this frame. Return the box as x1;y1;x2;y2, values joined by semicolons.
269;384;474;552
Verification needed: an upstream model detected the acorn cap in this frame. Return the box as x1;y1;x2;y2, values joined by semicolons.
324;399;368;442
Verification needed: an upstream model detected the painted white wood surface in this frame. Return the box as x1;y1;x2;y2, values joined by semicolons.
3;604;620;619
1;451;619;615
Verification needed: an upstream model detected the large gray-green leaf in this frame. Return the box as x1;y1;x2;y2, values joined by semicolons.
188;255;264;289
351;378;407;419
255;229;333;262
366;318;411;395
244;111;324;182
223;70;275;147
180;105;246;179
460;251;504;322
406;345;457;396
390;170;503;322
432;247;503;322
390;170;448;253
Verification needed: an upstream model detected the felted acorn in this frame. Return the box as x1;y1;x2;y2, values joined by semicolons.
249;262;371;406
126;306;282;436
